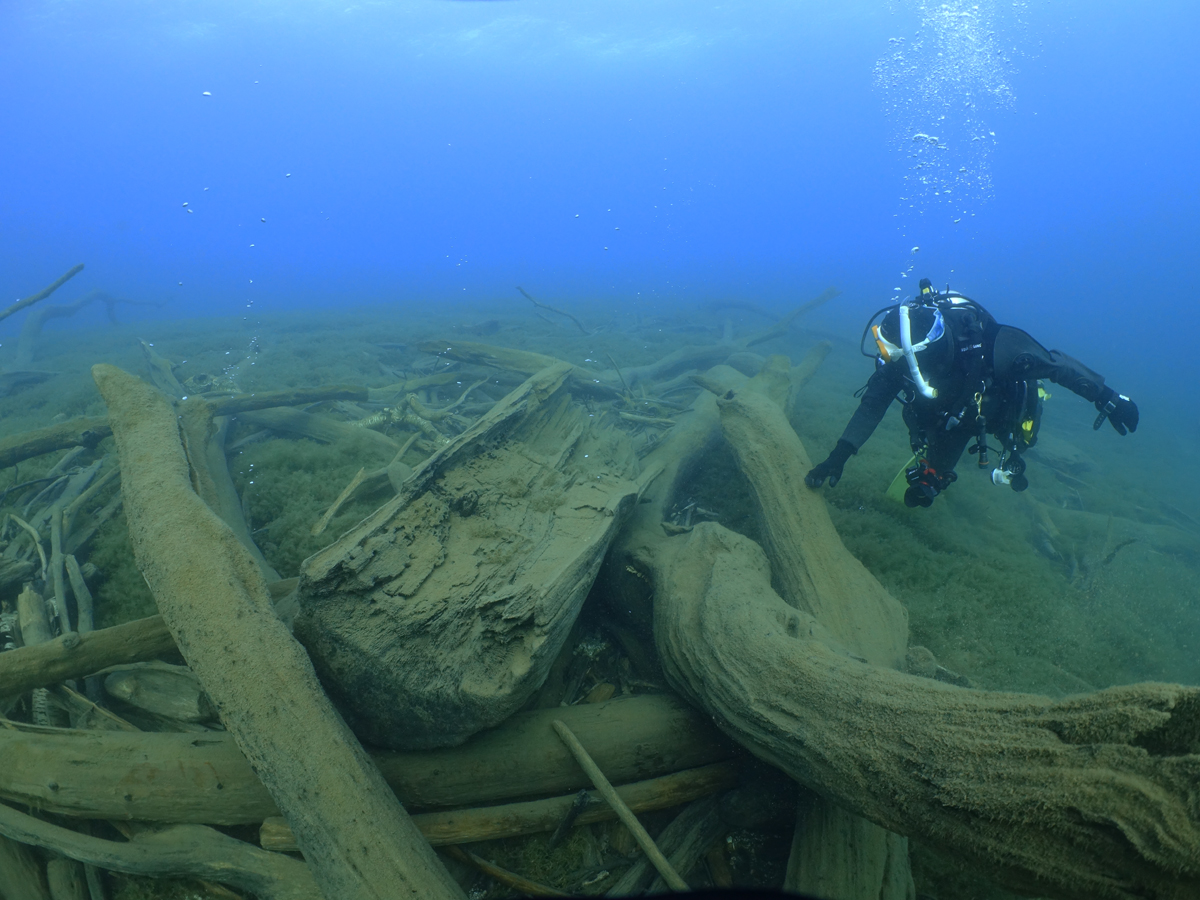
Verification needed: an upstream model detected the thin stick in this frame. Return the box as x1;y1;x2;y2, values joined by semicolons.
0;264;85;325
604;353;632;396
388;432;421;466
49;509;71;632
551;719;688;892
516;286;590;335
443;845;568;898
312;467;366;536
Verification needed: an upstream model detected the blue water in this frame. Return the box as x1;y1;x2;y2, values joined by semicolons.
1;0;1197;453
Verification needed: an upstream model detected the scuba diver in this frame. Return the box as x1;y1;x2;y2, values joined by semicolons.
804;278;1139;508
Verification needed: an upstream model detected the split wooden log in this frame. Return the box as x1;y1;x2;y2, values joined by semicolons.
260;760;740;851
0;801;319;900
91;363;464;900
294;363;641;749
0;691;735;823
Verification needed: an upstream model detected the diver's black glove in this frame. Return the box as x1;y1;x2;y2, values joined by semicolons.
805;439;855;488
1093;387;1139;435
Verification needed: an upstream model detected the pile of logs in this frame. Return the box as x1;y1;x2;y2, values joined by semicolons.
0;277;1197;900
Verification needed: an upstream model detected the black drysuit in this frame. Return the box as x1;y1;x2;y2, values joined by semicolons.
839;302;1108;479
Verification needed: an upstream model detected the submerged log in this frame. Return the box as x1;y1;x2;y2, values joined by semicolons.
92;363;463;900
638;374;1200;900
0;417;111;470
712;361;914;899
0;694;736;824
294;363;640;749
260;760;741;851
0;802;319;900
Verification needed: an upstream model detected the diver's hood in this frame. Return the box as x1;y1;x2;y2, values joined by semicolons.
877;304;952;374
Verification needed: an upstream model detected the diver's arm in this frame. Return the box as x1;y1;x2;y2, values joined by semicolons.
839;363;905;450
805;364;903;489
992;326;1107;399
992;326;1138;434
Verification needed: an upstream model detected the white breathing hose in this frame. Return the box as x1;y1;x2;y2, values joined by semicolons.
898;304;938;399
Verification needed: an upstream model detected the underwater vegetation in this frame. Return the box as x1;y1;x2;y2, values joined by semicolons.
0;283;1197;900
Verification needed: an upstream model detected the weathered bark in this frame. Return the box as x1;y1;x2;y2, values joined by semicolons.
718;371;908;668
0;581;295;698
91;363;463;900
785;795;914;900
177;400;280;581
712;363;914;900
606;795;724;896
0;802;319;900
260;760;741;851
0;418;111;470
0;694;737;824
0;833;50;900
295;364;640;749
649;519;1200;900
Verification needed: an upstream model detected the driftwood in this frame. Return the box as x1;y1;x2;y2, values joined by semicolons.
0;802;319;900
206;384;370;415
606;795;723;896
0;616;175;698
636;372;1200;900
444;845;566;898
260;760;740;850
294;363;640;749
0;693;737;824
236;406;401;453
715;365;914;897
0;833;50;900
0;578;295;699
552;718;687;891
0;418;111;471
91;363;463;900
415;340;621;399
0;264;84;326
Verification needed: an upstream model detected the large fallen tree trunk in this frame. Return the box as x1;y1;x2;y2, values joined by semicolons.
294;363;640;750
91;364;464;900
715;360;914;899
639;375;1200;900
